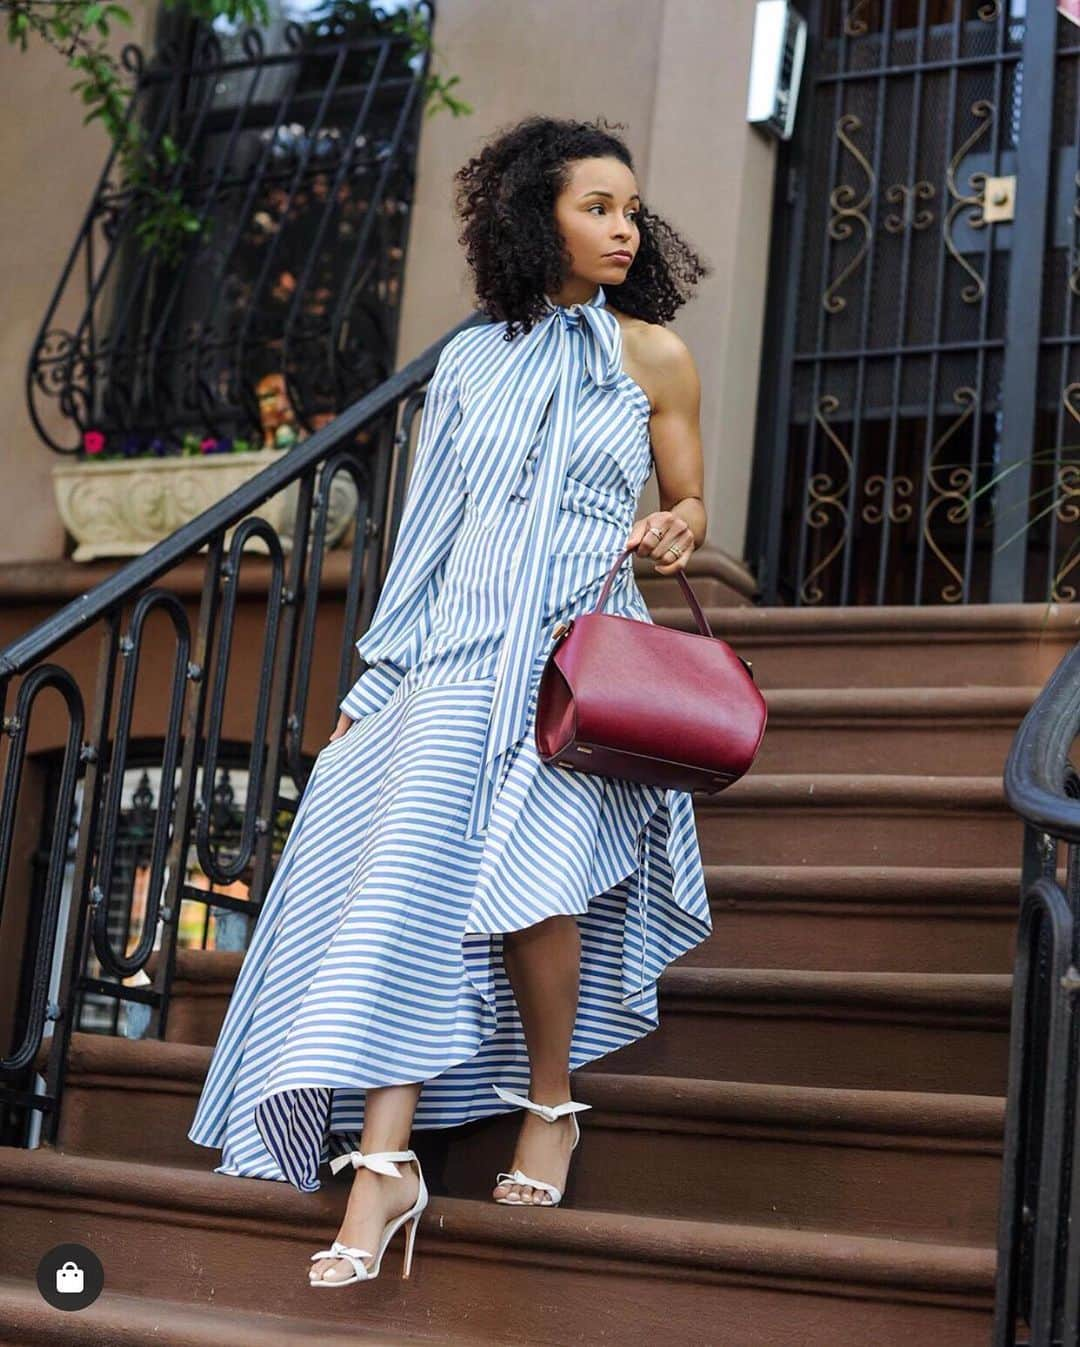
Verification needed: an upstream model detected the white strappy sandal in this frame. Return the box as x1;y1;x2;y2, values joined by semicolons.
309;1148;428;1286
490;1083;592;1206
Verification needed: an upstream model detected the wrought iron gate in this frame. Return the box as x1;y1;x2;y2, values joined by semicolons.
747;0;1080;606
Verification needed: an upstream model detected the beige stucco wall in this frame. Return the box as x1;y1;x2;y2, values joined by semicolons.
0;0;775;565
647;2;777;561
0;8;158;565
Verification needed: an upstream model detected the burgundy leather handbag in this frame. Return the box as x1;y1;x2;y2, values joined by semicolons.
535;545;767;794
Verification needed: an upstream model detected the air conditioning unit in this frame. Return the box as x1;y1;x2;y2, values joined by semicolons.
746;0;807;142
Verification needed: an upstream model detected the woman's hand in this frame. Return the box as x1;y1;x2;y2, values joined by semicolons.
625;511;696;575
328;711;354;743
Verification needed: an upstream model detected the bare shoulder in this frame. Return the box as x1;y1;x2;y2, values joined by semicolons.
609;309;700;414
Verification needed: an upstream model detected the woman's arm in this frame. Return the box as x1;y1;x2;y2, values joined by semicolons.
625;327;707;573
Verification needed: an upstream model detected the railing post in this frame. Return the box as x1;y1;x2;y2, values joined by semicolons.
42;619;121;1144
989;1;1057;603
152;536;226;1044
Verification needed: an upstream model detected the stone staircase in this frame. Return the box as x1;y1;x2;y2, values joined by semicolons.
3;589;1074;1345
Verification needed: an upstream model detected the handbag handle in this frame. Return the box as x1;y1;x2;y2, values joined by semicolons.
595;544;714;639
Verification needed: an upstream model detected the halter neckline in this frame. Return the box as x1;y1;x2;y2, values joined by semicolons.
542;288;605;313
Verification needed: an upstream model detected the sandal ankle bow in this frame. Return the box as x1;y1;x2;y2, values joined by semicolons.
490;1083;592;1207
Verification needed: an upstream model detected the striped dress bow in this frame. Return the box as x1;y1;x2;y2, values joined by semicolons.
463;286;624;840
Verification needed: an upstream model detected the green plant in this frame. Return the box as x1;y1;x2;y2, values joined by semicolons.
389;2;471;118
3;0;470;262
962;446;1080;624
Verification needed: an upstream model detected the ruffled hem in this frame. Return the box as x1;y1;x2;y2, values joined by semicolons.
187;643;711;1194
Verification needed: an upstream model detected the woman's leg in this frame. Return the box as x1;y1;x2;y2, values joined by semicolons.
310;1081;424;1283
493;913;583;1204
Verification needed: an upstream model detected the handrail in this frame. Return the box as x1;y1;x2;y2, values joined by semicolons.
992;635;1080;1344
1001;636;1080;843
0;311;482;1152
2;314;483;678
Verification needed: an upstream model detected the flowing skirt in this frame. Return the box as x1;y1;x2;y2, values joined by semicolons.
187;502;712;1192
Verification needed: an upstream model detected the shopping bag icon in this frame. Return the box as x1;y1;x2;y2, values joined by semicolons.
56;1261;83;1293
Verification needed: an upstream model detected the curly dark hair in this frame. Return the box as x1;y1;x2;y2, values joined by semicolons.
452;114;711;341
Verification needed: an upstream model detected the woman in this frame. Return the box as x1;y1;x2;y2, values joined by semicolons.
187;113;714;1288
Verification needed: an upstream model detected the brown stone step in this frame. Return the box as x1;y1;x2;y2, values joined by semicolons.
46;1036;1002;1245
754;686;1036;776
697;774;1021;868
46;1034;214;1170
154;955;1011;1093
444;1073;1003;1244
688;865;1019;974
153;949;1013;1092
151;946;238;1047
0;1148;994;1346
0;1273;438;1346
159;862;1023;1062
646;601;1078;689
44;1032;493;1185
588;968;1012;1094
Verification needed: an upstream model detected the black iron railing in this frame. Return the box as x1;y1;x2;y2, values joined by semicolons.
0;312;481;1147
27;4;432;455
993;637;1080;1345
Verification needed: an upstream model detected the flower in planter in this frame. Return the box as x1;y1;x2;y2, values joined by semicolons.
120;433;144;458
256;372;301;450
83;429;106;456
147;432;262;458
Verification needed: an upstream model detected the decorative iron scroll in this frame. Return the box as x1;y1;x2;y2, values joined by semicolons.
843;0;870;39
922;385;977;604
942;100;994;306
800;393;852;604
861;471;913;525
822;114;875;316
1049;382;1080;603
844;0;1001;39
1051;461;1080;601
882;180;934;235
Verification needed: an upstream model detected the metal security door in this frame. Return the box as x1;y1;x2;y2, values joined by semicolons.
747;0;1073;606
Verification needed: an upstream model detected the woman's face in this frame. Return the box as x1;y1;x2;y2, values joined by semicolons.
551;156;640;294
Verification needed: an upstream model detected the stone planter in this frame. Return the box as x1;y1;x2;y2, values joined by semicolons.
52;449;359;562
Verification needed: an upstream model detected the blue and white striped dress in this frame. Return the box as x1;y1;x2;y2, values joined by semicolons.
187;285;713;1192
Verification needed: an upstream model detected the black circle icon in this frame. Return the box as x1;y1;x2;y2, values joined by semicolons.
36;1243;104;1311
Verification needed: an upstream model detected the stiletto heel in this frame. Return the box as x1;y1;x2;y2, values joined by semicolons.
490;1083;592;1207
308;1148;428;1286
402;1210;421;1279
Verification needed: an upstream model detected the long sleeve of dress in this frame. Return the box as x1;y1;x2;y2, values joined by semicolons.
338;330;468;721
